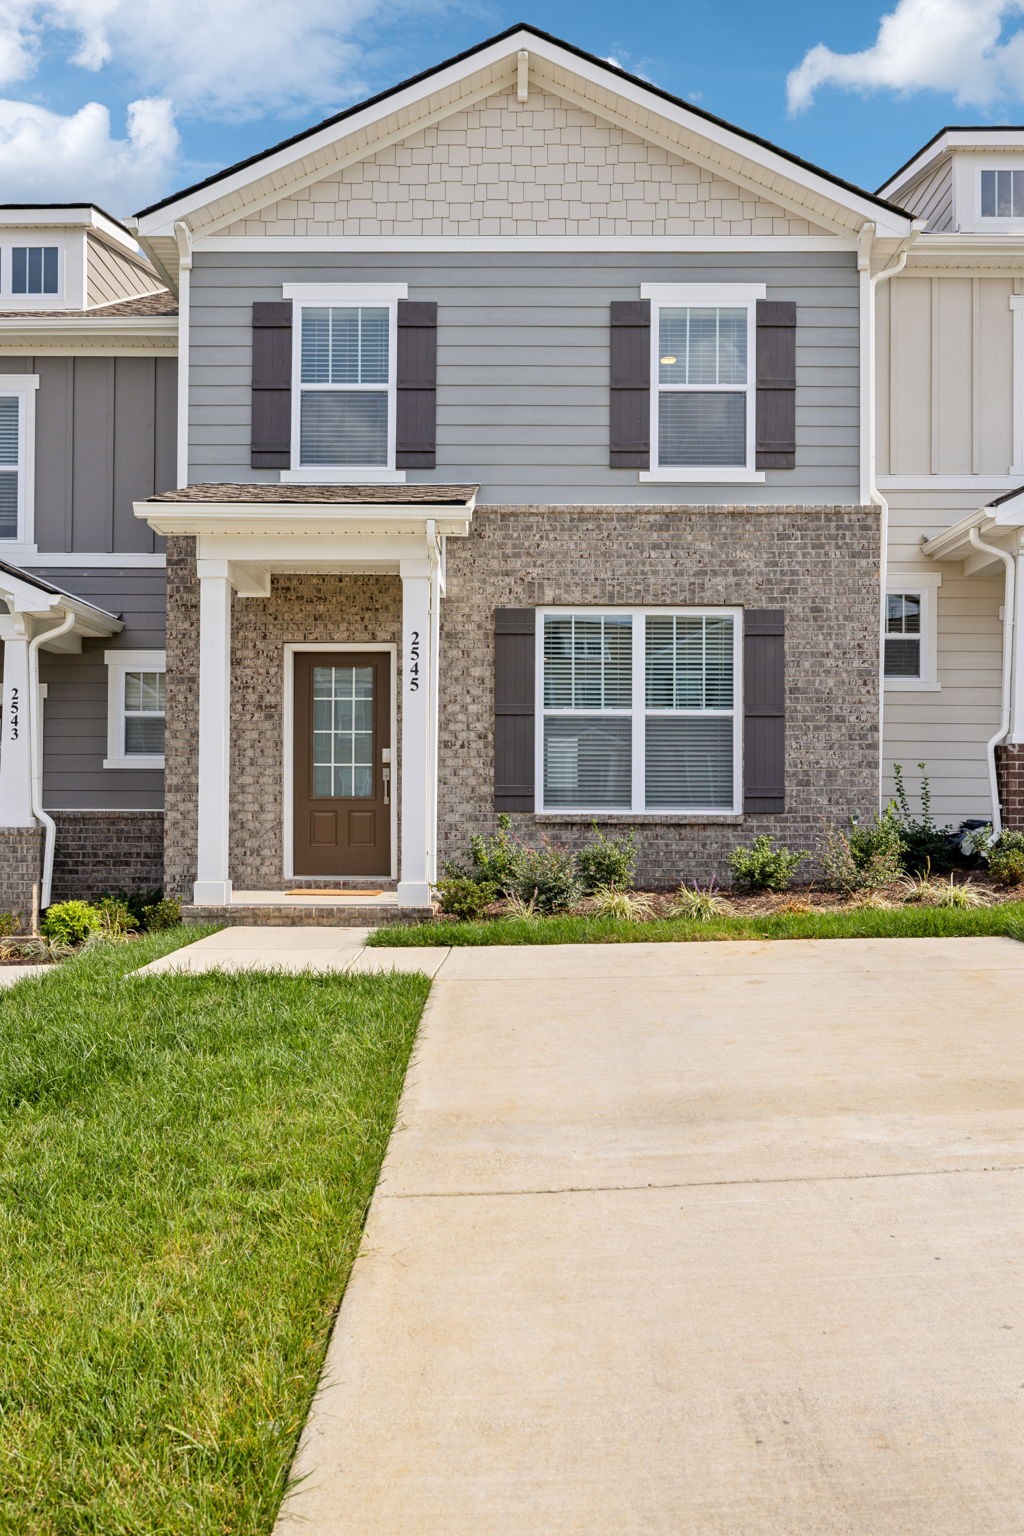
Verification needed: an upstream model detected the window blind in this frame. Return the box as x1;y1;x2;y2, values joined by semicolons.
0;395;19;539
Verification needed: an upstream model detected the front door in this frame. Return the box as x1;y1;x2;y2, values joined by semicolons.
292;652;391;877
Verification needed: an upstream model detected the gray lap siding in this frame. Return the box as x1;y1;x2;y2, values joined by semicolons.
188;250;860;505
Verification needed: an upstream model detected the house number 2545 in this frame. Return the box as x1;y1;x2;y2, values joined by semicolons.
409;630;420;692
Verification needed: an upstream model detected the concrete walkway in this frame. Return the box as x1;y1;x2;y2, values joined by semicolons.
272;936;1024;1536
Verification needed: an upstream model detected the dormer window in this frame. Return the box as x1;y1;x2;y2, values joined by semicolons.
980;169;1024;219
12;245;59;296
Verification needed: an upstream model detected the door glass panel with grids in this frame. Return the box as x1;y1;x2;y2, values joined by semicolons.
312;666;374;798
294;652;390;877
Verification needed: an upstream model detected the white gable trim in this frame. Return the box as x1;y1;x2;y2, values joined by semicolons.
137;29;912;243
196;235;854;254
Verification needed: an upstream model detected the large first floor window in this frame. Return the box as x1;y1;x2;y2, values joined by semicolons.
538;608;742;814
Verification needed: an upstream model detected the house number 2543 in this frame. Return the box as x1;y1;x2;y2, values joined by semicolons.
409;630;420;692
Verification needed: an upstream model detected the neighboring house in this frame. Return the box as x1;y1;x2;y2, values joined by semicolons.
876;131;1024;833
25;23;1020;922
0;205;176;918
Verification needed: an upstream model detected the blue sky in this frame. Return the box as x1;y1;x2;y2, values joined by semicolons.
2;0;1024;215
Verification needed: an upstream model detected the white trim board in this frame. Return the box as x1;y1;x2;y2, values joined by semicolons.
281;643;398;883
196;235;854;253
19;552;166;568
876;475;1024;491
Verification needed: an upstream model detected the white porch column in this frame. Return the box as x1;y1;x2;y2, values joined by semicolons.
397;559;435;906
193;561;233;904
1010;549;1024;745
0;616;35;826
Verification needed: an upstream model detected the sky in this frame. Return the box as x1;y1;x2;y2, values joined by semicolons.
3;0;1024;217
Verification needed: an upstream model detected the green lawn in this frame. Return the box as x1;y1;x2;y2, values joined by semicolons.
0;930;429;1536
370;901;1024;946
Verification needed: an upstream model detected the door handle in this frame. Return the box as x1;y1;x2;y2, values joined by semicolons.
382;764;391;805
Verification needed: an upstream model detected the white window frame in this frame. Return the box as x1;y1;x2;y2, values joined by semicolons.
535;606;743;816
639;282;765;484
883;573;940;692
0;373;39;558
954;156;1024;232
8;242;62;301
104;649;166;769
1011;295;1024;474
281;282;407;484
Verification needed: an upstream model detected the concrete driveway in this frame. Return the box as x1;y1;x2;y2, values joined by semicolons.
277;937;1024;1536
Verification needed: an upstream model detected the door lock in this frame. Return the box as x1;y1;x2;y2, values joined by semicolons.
382;746;392;805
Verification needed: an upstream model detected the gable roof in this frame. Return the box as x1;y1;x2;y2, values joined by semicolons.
135;23;913;241
878;126;1024;199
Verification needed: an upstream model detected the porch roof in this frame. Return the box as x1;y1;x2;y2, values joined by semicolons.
0;559;124;648
920;485;1024;572
144;483;477;506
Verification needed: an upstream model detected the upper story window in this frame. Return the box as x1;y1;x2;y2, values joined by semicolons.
12;245;59;296
538;608;742;814
980;169;1024;219
639;283;765;483
0;375;38;552
282;282;407;482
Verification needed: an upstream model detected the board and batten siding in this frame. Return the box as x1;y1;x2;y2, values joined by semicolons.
884;489;1003;823
1;354;176;553
188;250;861;504
875;274;1018;477
33;568;167;811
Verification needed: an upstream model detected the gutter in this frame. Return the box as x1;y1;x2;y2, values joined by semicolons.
968;526;1016;836
27;609;76;913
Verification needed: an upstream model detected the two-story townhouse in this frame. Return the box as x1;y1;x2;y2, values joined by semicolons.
2;25;922;922
875;131;1024;837
0;205;176;921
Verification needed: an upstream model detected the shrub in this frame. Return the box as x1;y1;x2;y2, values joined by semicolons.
434;877;497;921
818;810;904;895
986;829;1024;888
728;835;808;892
0;912;19;939
576;826;636;894
94;895;139;940
899;870;989;908
588;885;655;921
142;897;182;931
513;841;581;913
668;884;735;921
40;900;100;946
891;762;952;873
462;813;527;894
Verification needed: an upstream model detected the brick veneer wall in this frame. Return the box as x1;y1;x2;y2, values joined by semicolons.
163;539;402;897
50;810;164;901
995;743;1024;830
0;826;43;929
439;504;881;886
163;507;880;896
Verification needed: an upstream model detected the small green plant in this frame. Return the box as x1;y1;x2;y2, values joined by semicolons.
846;888;897;910
576;826;636;894
587;885;655;922
40;900;100;946
818;809;904;895
461;813;527;894
142;896;182;931
899;867;988;908
0;912;19;939
505;890;540;921
891;762;952;873
728;835;808;892
985;829;1024;888
433;877;498;921
514;840;582;913
668;883;735;921
93;895;139;940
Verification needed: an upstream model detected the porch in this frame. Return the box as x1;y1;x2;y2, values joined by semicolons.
135;484;477;913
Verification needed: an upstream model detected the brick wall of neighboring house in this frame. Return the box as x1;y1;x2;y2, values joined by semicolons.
995;743;1024;830
163;507;880;897
0;826;43;929
50;811;165;901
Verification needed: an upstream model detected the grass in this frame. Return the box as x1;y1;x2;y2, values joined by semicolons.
0;928;430;1536
370;900;1024;946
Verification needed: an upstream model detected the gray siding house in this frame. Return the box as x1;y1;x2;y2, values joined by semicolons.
5;24;970;923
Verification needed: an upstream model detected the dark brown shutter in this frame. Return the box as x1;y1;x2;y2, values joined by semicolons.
494;608;535;811
755;300;796;470
396;300;437;468
744;609;785;813
251;301;292;469
609;300;650;468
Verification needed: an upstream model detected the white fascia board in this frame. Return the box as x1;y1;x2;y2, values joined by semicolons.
134;500;476;541
197;235;853;253
138;27;912;240
0;316;177;336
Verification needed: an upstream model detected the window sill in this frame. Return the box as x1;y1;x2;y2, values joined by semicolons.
103;756;165;771
638;469;766;484
535;812;744;825
0;541;38;561
884;680;941;693
280;468;406;485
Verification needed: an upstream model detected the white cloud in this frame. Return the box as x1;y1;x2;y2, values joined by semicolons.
787;0;1024;113
0;0;449;120
0;95;178;210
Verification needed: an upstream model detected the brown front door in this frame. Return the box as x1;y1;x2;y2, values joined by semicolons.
293;652;391;877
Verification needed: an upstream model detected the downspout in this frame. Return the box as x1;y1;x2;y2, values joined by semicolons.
864;220;922;806
968;526;1015;836
28;609;75;910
